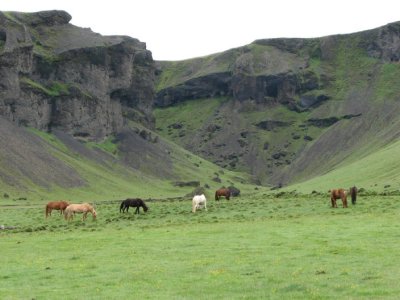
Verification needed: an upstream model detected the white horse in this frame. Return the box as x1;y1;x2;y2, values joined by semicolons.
192;194;207;213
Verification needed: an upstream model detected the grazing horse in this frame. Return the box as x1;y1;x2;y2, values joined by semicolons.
349;186;357;205
330;189;348;208
64;203;97;221
192;194;207;213
215;188;231;201
45;201;70;218
120;198;148;214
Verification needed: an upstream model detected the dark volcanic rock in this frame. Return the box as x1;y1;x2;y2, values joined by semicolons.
155;72;231;107
0;10;155;141
12;10;72;26
256;120;291;131
173;181;200;187
306;117;340;128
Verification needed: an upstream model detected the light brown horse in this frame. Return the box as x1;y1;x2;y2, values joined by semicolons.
45;201;70;218
215;188;231;201
64;203;97;221
330;189;348;208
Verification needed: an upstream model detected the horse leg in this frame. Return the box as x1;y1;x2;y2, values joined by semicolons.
331;197;337;208
135;206;139;214
342;197;348;208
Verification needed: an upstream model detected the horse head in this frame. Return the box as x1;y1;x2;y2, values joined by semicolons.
92;209;97;219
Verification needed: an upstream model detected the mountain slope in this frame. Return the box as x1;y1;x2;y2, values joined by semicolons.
287;138;400;193
155;21;400;188
0;116;255;202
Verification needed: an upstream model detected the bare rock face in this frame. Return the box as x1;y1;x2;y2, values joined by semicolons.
0;10;155;140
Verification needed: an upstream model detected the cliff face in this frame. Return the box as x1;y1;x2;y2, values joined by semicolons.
154;21;400;186
0;10;155;140
156;22;400;110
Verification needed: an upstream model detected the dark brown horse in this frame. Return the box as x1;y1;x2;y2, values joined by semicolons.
120;198;148;214
215;188;231;201
349;186;357;205
45;201;70;218
330;189;348;208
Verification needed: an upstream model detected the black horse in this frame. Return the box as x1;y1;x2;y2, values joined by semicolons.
120;198;149;214
349;186;358;205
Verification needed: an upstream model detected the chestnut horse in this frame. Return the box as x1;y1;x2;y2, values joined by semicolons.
64;203;97;221
45;201;70;218
119;198;148;214
349;186;357;205
330;189;348;208
215;188;231;201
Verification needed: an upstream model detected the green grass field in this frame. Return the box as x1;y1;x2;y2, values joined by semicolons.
1;192;400;299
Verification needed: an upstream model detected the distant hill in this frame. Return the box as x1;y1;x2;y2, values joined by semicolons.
155;21;400;190
1;10;400;199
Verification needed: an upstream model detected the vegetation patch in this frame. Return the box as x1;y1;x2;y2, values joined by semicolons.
374;63;400;101
20;77;70;97
86;136;119;156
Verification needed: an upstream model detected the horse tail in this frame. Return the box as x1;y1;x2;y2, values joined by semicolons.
215;191;218;201
45;205;50;218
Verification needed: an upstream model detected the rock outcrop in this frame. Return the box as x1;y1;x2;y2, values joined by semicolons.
0;10;155;140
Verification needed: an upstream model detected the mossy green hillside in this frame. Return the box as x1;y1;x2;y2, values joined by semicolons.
154;97;227;144
287;139;400;193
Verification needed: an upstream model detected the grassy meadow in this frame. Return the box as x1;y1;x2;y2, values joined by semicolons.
1;191;400;299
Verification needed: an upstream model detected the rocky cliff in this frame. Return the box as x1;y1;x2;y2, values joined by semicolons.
0;10;155;141
155;21;400;186
156;22;400;109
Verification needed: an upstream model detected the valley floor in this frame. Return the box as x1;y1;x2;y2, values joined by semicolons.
1;194;399;299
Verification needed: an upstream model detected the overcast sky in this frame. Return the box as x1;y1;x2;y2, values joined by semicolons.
2;0;400;61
